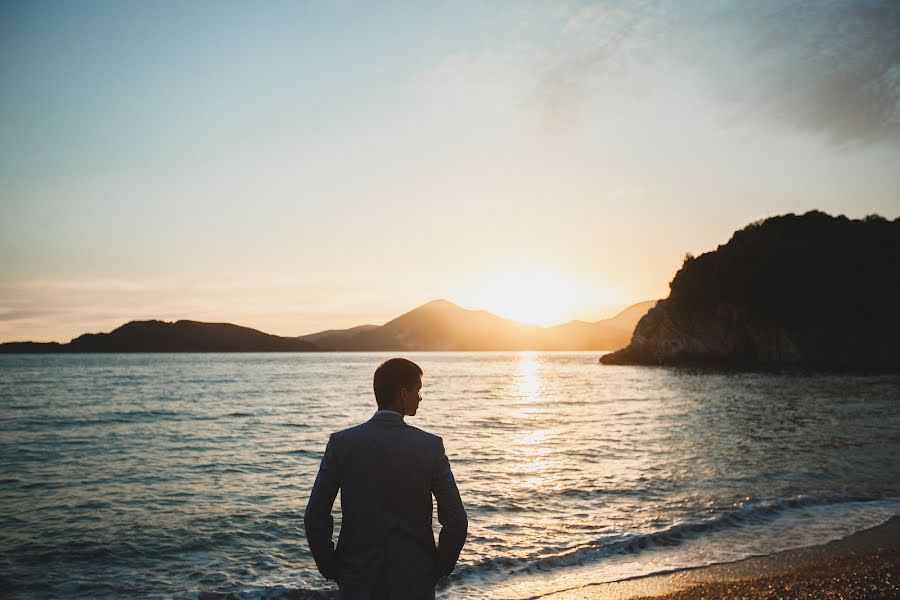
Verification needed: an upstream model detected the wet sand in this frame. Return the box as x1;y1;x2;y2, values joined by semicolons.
539;516;900;600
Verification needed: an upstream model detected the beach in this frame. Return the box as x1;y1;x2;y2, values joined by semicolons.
540;516;900;600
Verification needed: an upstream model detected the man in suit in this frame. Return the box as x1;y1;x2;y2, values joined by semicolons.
304;358;468;599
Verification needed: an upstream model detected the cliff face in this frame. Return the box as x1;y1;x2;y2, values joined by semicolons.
601;211;900;369
602;300;895;368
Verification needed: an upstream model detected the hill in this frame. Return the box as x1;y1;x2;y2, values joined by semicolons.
601;211;900;369
0;320;320;353
296;324;379;344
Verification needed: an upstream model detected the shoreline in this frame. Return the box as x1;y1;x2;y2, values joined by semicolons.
536;515;900;600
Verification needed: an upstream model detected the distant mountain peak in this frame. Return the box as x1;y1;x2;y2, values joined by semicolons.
108;319;169;334
420;298;461;309
118;319;168;327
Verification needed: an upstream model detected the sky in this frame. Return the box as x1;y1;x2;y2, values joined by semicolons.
2;0;899;342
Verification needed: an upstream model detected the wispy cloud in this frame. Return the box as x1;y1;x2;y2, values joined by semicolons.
536;0;900;144
696;0;900;144
0;308;61;322
16;278;150;292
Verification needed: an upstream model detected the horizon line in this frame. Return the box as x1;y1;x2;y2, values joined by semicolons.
0;297;659;345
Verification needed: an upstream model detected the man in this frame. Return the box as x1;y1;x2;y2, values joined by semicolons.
304;358;468;599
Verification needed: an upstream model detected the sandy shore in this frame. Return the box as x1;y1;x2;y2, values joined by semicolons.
539;516;900;600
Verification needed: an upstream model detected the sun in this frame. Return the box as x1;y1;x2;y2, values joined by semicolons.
459;270;592;327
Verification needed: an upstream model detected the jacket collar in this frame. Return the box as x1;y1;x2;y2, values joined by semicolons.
371;409;405;423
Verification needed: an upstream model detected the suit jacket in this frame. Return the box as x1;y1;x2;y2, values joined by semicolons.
304;411;468;600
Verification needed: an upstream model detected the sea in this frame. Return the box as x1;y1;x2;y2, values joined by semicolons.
1;352;898;599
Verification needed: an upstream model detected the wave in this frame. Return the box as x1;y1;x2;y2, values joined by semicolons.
447;494;898;584
11;411;234;428
188;587;336;599
11;496;896;600
211;495;898;600
12;410;181;427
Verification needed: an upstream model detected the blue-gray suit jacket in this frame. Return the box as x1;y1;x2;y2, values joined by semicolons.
304;411;468;599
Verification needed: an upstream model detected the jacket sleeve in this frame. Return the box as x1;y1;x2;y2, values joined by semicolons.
431;437;468;578
304;433;341;580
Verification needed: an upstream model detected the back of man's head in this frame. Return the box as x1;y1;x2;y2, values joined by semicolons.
373;358;423;408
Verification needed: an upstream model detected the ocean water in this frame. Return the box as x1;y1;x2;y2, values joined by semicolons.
1;352;898;599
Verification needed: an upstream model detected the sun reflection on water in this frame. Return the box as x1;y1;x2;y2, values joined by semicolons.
514;351;541;402
508;353;558;489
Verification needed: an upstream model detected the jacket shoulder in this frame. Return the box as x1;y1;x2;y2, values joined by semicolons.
330;422;367;440
404;424;442;445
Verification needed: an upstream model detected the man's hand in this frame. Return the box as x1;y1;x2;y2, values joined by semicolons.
304;434;341;580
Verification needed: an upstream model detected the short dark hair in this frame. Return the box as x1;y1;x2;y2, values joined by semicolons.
373;358;423;408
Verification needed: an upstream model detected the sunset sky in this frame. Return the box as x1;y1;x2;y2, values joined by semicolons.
2;0;899;342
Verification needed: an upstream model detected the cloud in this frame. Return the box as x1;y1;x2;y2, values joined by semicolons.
537;0;900;145
16;278;150;292
0;308;61;322
703;0;900;144
534;0;665;133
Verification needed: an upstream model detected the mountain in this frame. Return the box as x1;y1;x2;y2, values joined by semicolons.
605;300;658;329
538;300;658;351
308;299;540;351
304;298;656;351
0;320;320;353
1;300;656;353
601;211;900;369
296;324;379;344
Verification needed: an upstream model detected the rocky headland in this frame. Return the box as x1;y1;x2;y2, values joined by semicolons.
601;211;899;369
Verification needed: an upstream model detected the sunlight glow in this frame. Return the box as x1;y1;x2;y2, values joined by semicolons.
461;270;596;326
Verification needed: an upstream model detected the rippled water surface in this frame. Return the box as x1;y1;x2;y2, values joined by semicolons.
1;353;899;599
